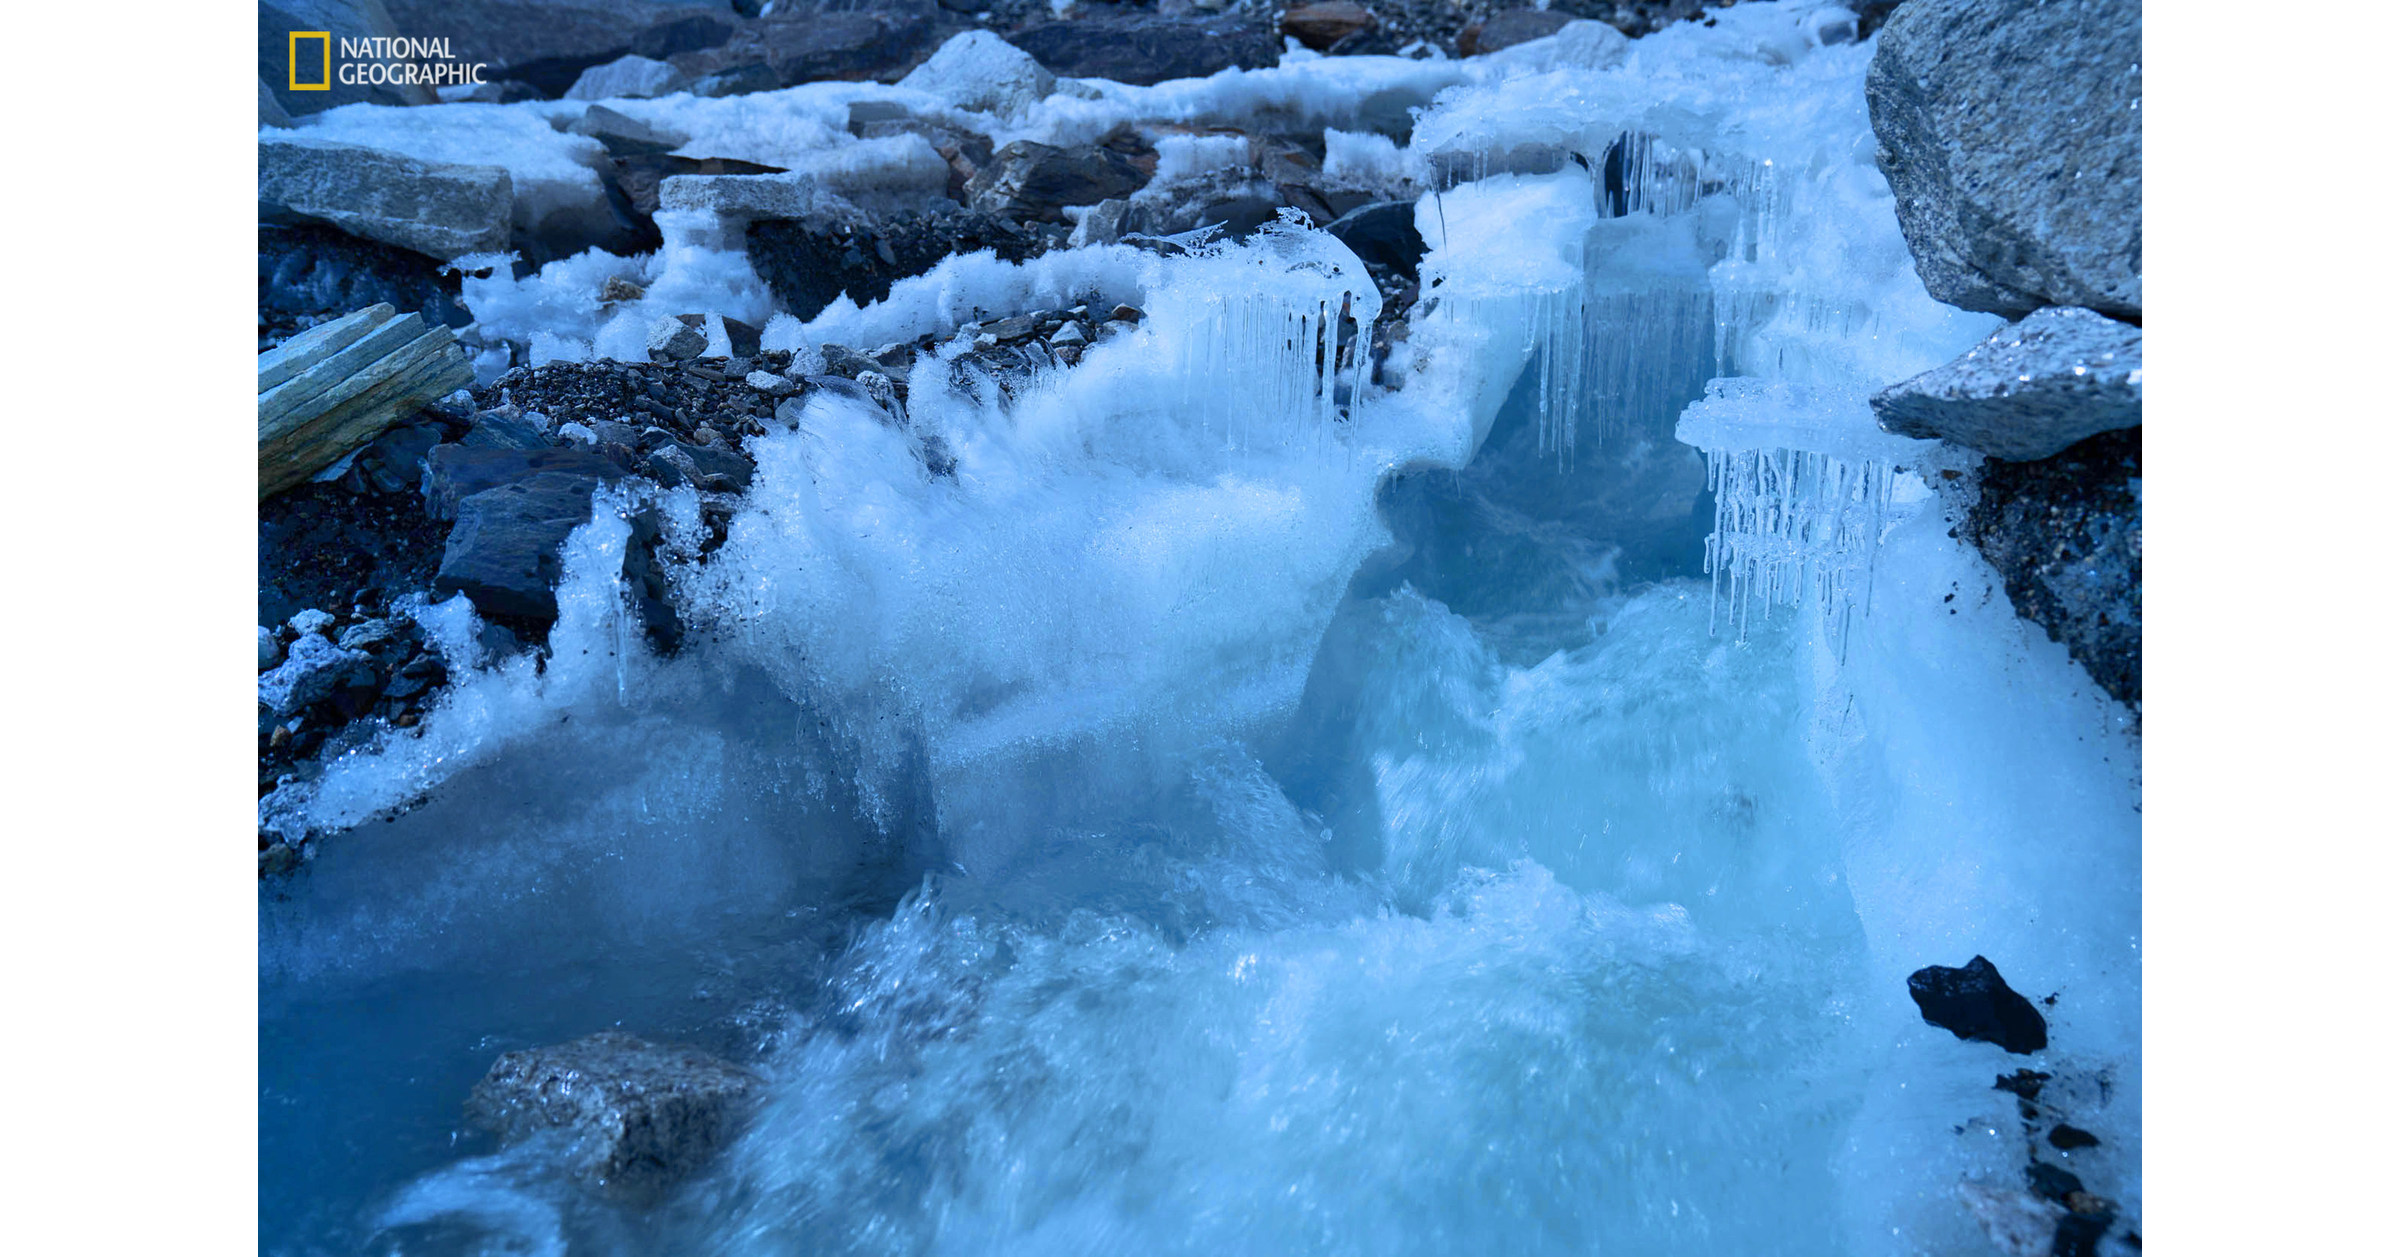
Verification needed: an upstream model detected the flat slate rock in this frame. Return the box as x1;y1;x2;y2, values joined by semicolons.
1907;955;2048;1054
1872;306;2141;462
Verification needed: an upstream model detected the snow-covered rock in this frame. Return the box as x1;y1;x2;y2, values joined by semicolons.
899;31;1056;118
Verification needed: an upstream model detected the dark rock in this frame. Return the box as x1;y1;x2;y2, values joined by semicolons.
721;317;763;358
1326;201;1427;281
1993;1068;2051;1102
1005;17;1280;87
434;472;610;622
424;444;629;521
2048;1123;2102;1151
1907;955;2048;1054
1867;0;2142;319
1191;196;1283;241
758;9;933;85
631;12;737;61
1283;2;1378;52
1460;10;1574;57
465;1031;759;1204
259;224;471;349
746;206;1054;321
967;142;1150;224
460;409;555;451
350;422;444;496
692;61;782;97
650;314;711;361
259;843;303;877
571;105;687;157
2024;1160;2084;1205
1963;428;2141;711
1874;307;2141;462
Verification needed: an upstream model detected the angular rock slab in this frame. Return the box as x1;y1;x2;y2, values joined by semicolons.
966;142;1148;224
433;471;611;621
258;304;474;499
1005;17;1280;87
1867;0;2142;318
465;1031;760;1204
260;136;514;263
1871;306;2141;461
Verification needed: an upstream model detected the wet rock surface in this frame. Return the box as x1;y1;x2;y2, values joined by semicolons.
1962;428;2142;712
465;1031;762;1205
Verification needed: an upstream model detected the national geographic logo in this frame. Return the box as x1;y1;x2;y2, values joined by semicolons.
286;32;487;90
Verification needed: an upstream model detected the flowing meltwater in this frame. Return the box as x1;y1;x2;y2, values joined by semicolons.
260;8;2139;1254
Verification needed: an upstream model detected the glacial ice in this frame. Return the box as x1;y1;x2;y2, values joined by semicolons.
262;7;2139;1255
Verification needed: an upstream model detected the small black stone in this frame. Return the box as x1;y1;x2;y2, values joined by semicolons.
1994;1068;2051;1101
2048;1123;2102;1151
1907;955;2048;1054
2025;1160;2083;1204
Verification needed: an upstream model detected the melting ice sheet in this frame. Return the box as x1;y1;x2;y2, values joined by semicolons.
262;6;2138;1254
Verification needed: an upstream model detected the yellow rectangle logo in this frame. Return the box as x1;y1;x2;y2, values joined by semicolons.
289;32;331;91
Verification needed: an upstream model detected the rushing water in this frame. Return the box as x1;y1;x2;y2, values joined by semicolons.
261;12;2140;1252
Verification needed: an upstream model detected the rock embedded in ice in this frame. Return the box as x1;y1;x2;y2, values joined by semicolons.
1956;1180;2069;1257
647;314;710;362
257;632;377;718
900;31;1057;118
1326;201;1426;281
434;472;612;622
258;138;514;263
1962;427;2142;712
1907;955;2048;1054
1282;2;1379;52
967;142;1150;225
565;54;689;102
1003;16;1281;87
1867;0;2143;319
1872;307;2142;462
464;1031;761;1205
1459;9;1572;57
568;105;687;158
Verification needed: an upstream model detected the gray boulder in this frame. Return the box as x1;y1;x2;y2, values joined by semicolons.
259;138;514;262
566;53;689;101
465;1031;761;1204
570;105;688;157
757;9;933;85
1463;10;1573;56
1005;17;1280;87
1866;0;2142;319
1872;306;2141;461
433;472;609;622
966;142;1149;224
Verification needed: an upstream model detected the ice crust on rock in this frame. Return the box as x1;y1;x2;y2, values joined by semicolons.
899;31;1058;119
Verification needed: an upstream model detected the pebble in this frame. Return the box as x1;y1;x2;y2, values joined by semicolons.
744;370;792;395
